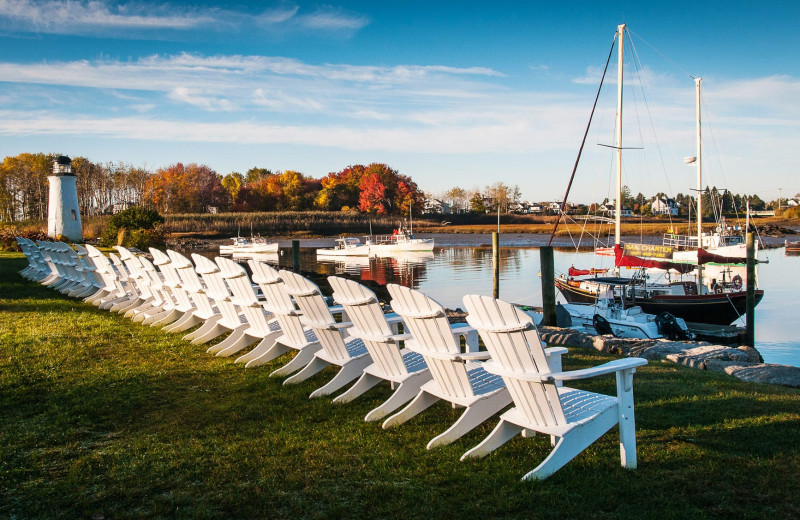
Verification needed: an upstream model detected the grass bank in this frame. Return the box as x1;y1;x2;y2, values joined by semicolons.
1;253;799;519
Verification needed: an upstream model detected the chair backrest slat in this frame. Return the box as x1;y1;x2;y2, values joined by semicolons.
280;270;350;361
247;260;308;347
329;276;407;377
387;284;472;397
463;295;566;427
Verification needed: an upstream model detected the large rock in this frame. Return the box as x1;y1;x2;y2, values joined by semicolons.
522;325;799;389
704;361;800;388
666;345;763;369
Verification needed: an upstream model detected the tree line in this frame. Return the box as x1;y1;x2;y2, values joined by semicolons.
0;153;423;221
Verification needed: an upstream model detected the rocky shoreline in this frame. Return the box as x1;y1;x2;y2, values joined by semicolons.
538;326;800;388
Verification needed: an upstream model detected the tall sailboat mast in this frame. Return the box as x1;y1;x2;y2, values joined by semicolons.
615;23;625;248
695;77;704;292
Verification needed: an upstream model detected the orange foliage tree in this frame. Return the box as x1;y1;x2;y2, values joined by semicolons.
316;163;420;215
143;163;224;213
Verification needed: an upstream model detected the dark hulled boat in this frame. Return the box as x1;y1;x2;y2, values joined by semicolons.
554;276;763;326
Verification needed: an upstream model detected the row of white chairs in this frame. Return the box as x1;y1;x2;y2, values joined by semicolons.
16;237;648;480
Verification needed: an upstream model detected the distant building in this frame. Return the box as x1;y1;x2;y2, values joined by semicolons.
651;196;679;216
424;198;450;214
600;203;633;217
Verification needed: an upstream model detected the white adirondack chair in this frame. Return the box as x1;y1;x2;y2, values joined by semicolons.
381;284;517;449
161;250;219;334
461;294;648;480
114;247;164;319
16;238;48;281
147;248;194;327
183;254;249;349
127;255;176;324
68;244;102;299
106;252;148;313
211;256;282;359
35;240;65;287
279;270;373;397
327;276;431;421
82;245;129;308
241;260;321;375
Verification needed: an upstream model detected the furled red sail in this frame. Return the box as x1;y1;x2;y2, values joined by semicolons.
568;266;610;277
614;244;695;274
697;248;746;265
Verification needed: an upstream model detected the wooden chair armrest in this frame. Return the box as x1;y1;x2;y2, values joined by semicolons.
300;317;353;330
482;357;647;383
350;329;412;343
550;358;648;381
405;345;492;362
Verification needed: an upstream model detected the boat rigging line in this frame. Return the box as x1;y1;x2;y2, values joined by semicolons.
547;30;617;246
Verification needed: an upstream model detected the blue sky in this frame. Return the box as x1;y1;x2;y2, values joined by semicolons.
1;0;798;204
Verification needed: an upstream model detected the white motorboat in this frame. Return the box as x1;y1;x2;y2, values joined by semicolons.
220;236;279;255
316;237;372;257
368;227;434;255
559;284;692;340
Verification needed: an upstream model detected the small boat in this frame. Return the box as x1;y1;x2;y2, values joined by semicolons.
316;237;372;257
558;283;692;340
368;227;434;255
219;236;278;255
786;240;800;254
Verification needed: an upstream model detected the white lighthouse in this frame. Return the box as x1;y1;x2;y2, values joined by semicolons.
48;155;83;242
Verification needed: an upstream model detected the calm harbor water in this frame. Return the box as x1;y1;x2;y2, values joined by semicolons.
207;235;799;368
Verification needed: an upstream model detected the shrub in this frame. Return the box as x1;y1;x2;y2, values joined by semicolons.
100;207;166;249
0;223;49;251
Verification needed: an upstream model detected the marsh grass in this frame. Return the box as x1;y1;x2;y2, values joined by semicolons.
1;253;799;519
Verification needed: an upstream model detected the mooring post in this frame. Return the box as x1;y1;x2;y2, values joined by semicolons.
540;246;556;327
745;232;755;348
292;240;301;272
492;232;500;299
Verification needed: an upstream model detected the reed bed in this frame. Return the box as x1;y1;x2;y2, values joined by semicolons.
164;211;431;236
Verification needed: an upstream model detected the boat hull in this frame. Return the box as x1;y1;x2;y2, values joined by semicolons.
555;277;764;325
220;243;279;254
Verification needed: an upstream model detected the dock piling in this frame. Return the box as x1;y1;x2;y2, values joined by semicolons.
540;246;556;327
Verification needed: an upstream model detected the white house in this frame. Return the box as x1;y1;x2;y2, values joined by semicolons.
651;196;679;216
600;203;633;217
424;198;451;214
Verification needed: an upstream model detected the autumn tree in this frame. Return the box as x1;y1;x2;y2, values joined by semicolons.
359;172;387;214
143;163;223;213
221;171;244;207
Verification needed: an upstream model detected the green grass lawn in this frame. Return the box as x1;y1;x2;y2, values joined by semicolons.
1;252;799;519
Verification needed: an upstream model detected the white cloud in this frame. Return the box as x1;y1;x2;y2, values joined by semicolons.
0;0;371;36
0;0;214;31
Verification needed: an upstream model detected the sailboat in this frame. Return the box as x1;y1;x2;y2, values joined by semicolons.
554;24;763;327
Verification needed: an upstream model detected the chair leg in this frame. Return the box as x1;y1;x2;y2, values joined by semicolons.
364;374;431;422
162;312;201;333
309;357;372;398
520;433;591;481
243;342;292;368
331;372;382;404
233;331;281;364
426;390;512;449
183;315;223;342
283;356;329;385
270;344;321;377
207;325;251;355
142;307;176;326
460;418;524;461
113;297;143;314
149;308;182;327
382;390;439;429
